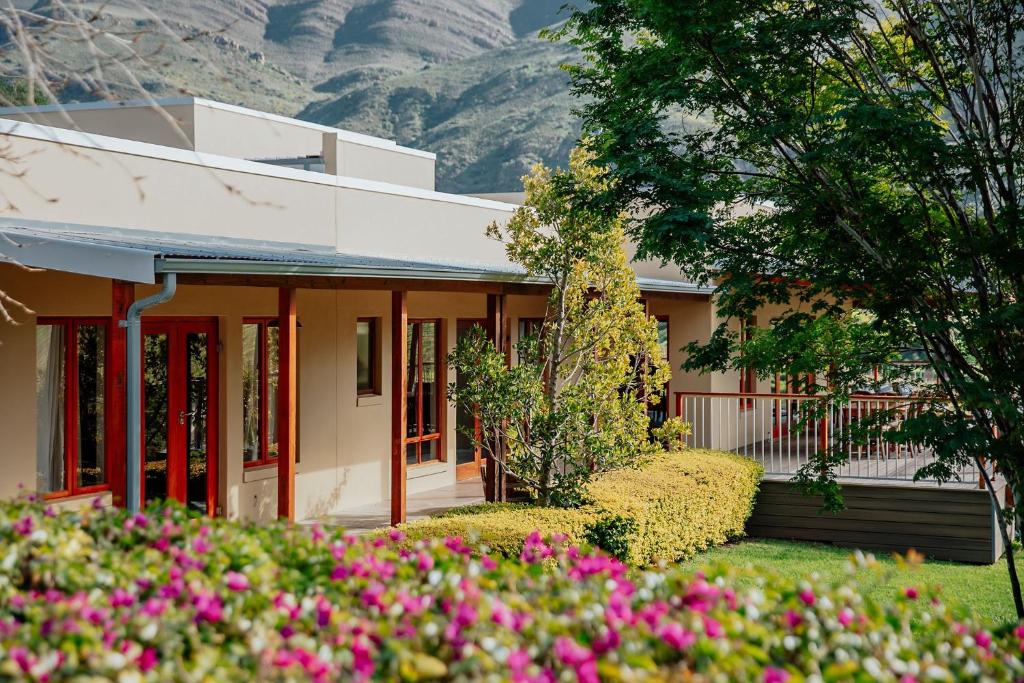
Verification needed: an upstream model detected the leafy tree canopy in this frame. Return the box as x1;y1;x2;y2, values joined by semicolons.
554;0;1024;615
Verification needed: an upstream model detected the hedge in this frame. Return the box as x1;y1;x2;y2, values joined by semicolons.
398;449;762;565
1;498;1021;681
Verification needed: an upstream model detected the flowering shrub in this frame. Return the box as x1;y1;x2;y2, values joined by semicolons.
400;450;762;564
2;497;1023;682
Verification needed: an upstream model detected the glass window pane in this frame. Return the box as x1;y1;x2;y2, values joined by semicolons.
421;322;438;436
241;324;261;463
407;323;420;438
406;441;418;465
658;319;669;360
356;320;372;393
267;326;279;459
421;438;437;463
36;324;66;493
186;333;209;513
144;333;169;505
76;324;106;488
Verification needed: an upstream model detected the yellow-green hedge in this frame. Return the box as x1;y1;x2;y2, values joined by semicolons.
395;450;762;565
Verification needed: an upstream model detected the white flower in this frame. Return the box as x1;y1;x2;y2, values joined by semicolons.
117;672;142;683
139;622;158;641
783;635;799;651
423;622;439;638
29;529;47;543
863;657;882;678
428;570;442;586
104;652;128;669
480;637;497;652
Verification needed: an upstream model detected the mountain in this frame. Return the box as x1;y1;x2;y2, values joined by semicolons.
2;0;586;192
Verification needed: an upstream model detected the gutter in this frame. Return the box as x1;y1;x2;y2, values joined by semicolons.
121;273;177;513
156;258;714;296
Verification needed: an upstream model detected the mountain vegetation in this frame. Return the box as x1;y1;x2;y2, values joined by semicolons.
1;0;585;192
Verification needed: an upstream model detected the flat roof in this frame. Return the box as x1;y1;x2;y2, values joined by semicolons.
0;96;436;160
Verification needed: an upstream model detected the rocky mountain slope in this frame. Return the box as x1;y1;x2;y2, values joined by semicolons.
3;0;585;192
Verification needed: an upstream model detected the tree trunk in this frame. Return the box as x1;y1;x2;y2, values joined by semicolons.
979;458;1023;619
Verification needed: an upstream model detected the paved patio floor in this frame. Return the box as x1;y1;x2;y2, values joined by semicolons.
313;478;486;534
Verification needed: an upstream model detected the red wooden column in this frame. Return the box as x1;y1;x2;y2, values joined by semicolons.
484;293;507;502
109;280;134;507
391;290;408;525
277;288;298;521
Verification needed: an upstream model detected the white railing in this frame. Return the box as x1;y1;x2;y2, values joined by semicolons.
674;391;995;487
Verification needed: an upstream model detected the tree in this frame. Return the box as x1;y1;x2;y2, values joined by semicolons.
448;147;671;507
555;1;1024;616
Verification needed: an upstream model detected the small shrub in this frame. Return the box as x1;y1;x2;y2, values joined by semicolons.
400;449;763;565
583;513;637;561
650;416;692;451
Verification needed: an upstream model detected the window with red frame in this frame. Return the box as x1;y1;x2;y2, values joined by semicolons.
35;318;110;497
739;317;757;408
649;315;671;427
242;319;279;467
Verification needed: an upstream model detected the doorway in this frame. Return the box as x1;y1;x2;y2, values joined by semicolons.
141;318;218;514
455;319;485;481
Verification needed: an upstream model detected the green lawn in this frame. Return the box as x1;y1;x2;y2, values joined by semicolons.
677;539;1019;625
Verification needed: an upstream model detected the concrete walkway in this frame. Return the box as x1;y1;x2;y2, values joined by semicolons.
314;478;485;534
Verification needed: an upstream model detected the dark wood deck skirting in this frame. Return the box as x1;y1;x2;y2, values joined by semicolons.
748;479;1007;564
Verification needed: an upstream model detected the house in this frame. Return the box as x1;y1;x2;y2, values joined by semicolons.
0;98;729;521
0;98;1006;562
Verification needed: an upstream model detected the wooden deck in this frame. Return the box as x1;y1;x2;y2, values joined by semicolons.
748;479;1006;564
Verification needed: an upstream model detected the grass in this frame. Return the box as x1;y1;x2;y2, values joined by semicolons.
676;539;1019;626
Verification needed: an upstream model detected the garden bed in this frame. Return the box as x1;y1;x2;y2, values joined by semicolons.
1;497;1022;681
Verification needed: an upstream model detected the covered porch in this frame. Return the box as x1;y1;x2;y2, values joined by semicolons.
0;218;711;524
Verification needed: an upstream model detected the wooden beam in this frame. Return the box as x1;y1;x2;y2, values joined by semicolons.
109;280;133;508
277;288;298;521
391;290;408;525
483;293;508;502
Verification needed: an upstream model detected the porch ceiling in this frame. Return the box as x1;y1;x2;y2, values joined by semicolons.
0;217;713;299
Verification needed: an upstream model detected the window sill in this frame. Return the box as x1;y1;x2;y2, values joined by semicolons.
243;464;279;483
356;393;384;407
407;461;448;480
48;490;112;510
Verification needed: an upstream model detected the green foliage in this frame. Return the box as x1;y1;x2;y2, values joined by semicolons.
399;449;762;565
0;78;48;106
583;514;636;561
556;0;1024;615
649;416;692;451
448;146;671;505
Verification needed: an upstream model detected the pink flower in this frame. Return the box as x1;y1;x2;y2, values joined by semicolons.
702;615;724;639
784;610;802;629
225;571;250;592
798;589;816;606
416;552;434;572
975;630;992;649
310;523;325;543
658;622;696;650
110;588;135;608
138;648;158;672
481;555;498;571
837;608;854;627
508;649;531;671
13;515;33;536
904;587;919;600
764;667;790;683
388;528;406;543
192;536;212;554
192;590;223;623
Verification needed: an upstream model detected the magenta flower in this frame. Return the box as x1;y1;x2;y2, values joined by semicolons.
225;571;250;592
975;630;992;649
798;589;815;606
784;610;802;629
904;587;919;600
838;607;854;627
764;667;790;683
110;588;135;608
138;648;159;672
13;515;33;536
658;622;696;650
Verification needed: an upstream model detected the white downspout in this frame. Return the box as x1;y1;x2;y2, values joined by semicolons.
121;273;177;513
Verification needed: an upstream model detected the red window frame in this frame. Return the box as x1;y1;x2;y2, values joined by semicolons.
739;317;757;409
36;317;113;499
242;318;278;468
356;317;381;396
406;319;445;466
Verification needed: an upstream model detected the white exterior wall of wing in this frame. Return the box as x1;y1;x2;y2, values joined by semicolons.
0;103;198;151
0;122;511;256
334;186;513;266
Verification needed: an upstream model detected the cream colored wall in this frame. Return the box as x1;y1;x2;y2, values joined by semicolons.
0;104;197;150
335;186;512;265
0;132;338;248
328;136;435;191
